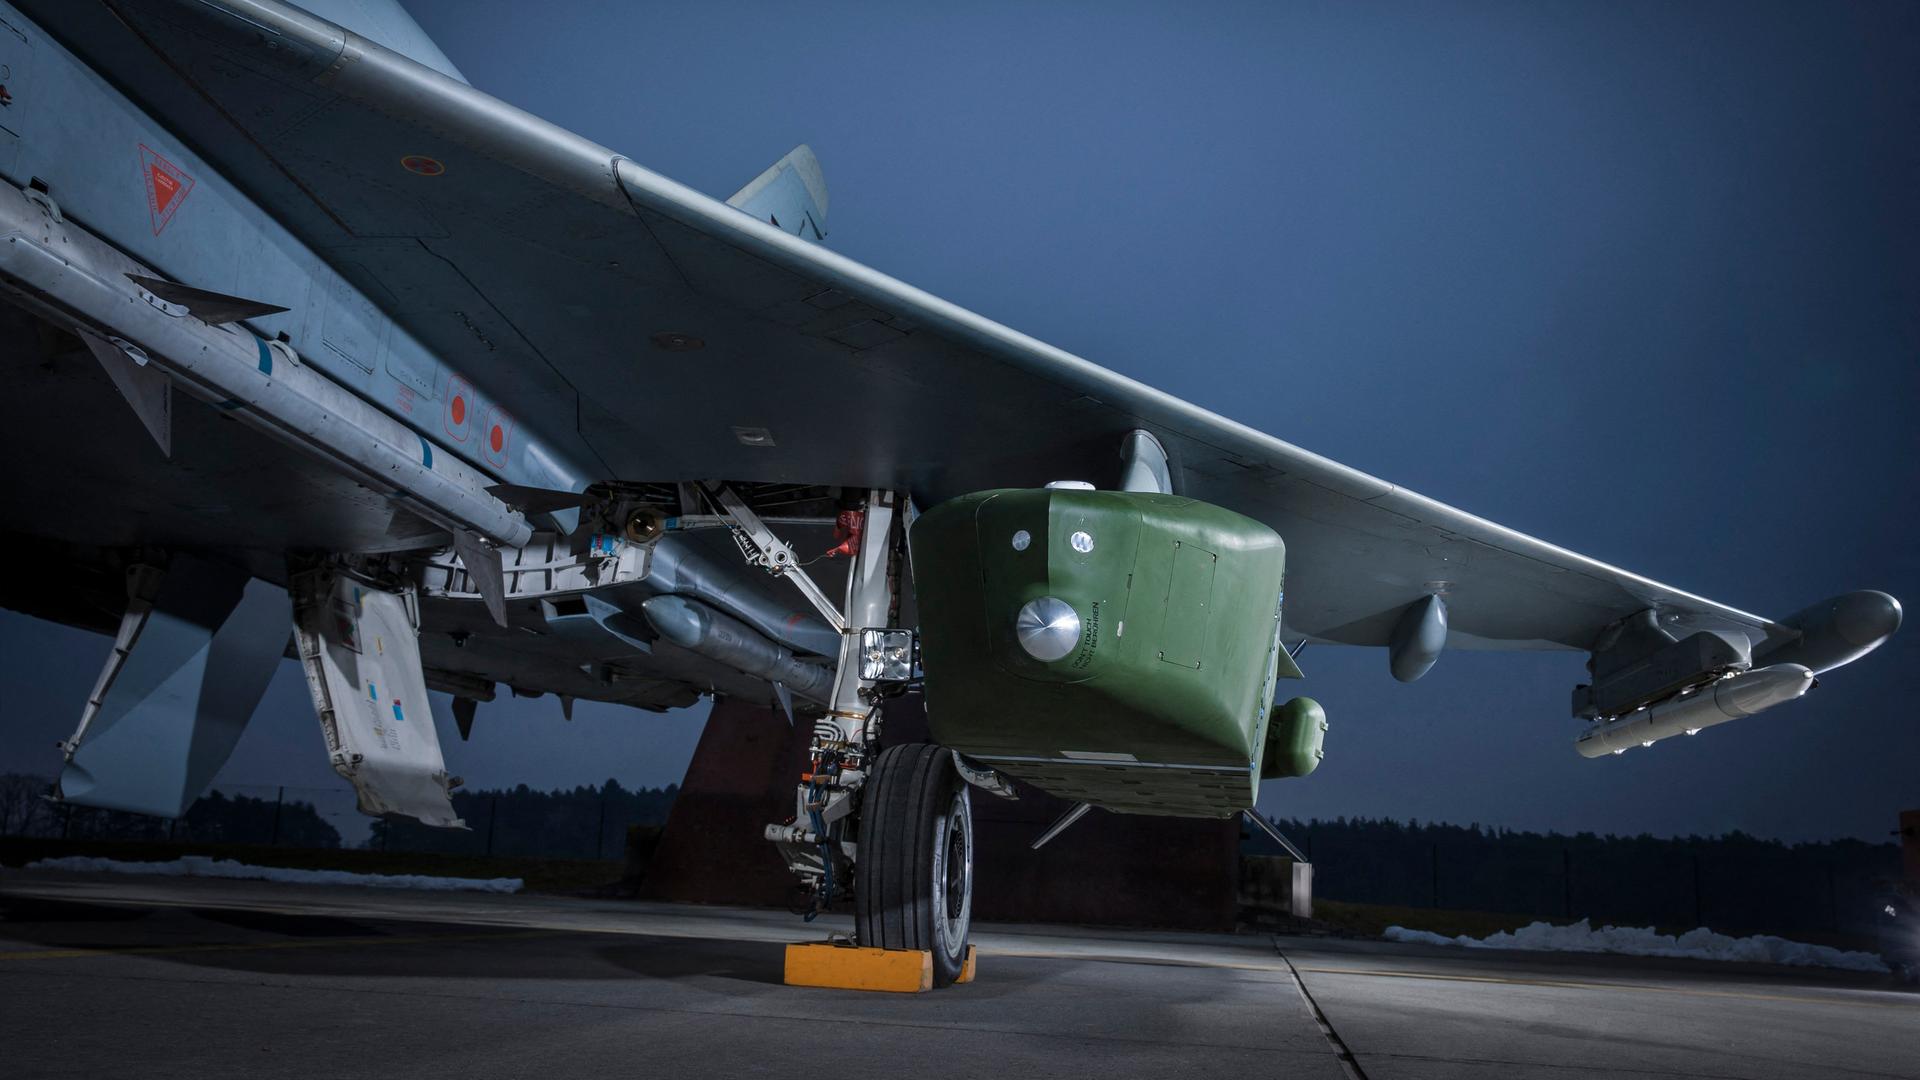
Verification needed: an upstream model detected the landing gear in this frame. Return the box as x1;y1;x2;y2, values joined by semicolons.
856;744;974;986
711;483;975;978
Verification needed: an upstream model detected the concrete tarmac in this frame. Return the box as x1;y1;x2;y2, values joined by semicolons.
1;870;1914;1079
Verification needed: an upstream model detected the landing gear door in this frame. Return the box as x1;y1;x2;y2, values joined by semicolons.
293;572;464;828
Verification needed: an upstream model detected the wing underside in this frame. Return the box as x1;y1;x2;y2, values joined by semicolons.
22;0;1798;661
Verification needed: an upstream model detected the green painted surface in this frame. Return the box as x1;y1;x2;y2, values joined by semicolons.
1262;697;1328;779
911;488;1292;816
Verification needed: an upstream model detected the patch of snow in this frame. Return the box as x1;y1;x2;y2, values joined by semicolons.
1382;918;1887;973
25;855;522;894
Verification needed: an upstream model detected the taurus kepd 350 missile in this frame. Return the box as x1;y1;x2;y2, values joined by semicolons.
1575;663;1814;758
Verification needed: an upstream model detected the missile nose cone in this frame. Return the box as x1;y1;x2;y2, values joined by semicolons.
1720;663;1815;716
1015;596;1081;662
640;595;705;648
1832;590;1902;649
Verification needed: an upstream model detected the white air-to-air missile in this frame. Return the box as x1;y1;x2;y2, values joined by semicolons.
1574;663;1815;758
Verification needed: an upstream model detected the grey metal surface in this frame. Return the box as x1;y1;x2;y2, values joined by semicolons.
10;0;1847;661
1028;800;1092;850
0;0;593;499
639;594;833;704
293;570;462;827
725;144;829;242
1118;429;1173;495
1574;663;1815;759
1242;809;1309;864
1386;594;1448;683
289;0;465;84
1;872;1914;1080
78;328;172;456
0;309;452;563
1758;590;1904;674
643;533;841;658
123;274;289;324
0;163;533;549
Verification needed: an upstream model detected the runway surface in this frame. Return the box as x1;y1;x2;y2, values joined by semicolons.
1;869;1914;1079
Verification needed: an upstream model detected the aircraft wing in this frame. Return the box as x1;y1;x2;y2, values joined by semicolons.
36;0;1794;658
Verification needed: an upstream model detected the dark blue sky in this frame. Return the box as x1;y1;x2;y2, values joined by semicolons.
4;1;1914;842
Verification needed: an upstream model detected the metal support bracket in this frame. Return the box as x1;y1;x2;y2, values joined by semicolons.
59;556;290;818
954;752;1019;800
702;480;845;633
1030;802;1093;851
1243;809;1310;864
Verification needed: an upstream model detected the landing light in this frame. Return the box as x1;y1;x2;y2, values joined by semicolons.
859;628;916;682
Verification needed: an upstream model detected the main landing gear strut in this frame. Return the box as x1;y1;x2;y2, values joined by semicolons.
714;484;974;987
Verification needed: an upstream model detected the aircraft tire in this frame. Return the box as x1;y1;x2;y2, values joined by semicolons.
855;743;973;987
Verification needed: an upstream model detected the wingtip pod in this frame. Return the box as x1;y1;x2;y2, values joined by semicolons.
1760;590;1902;675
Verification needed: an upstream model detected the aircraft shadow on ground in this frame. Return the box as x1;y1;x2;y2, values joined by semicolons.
1;898;790;986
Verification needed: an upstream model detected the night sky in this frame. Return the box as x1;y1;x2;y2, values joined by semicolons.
3;1;1914;843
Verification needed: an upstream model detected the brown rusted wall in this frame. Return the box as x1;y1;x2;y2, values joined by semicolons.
639;697;810;908
643;694;1238;931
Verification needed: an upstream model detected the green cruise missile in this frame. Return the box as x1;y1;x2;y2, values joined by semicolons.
910;487;1319;817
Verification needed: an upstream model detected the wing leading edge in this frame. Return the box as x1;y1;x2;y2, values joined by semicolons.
38;0;1896;674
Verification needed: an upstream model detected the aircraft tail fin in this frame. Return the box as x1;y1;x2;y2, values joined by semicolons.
727;144;829;241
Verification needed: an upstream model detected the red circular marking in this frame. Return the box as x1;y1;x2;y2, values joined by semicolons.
401;155;445;177
450;396;466;424
489;425;504;453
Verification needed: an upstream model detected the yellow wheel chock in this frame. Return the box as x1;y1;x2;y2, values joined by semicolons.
783;942;977;992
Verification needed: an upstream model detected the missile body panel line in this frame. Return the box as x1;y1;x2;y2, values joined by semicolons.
0;183;531;549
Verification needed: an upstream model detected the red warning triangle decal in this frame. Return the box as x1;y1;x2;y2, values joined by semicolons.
138;144;195;235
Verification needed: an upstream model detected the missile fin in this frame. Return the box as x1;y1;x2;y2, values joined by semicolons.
125;274;289;325
452;696;478;741
78;329;171;458
452;529;509;628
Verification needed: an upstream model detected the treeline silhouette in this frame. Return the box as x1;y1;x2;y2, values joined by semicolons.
371;780;679;859
8;770;1903;937
1;776;341;848
1256;815;1902;936
2;773;672;860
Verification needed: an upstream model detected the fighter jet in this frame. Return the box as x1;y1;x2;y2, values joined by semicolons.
0;0;1899;987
